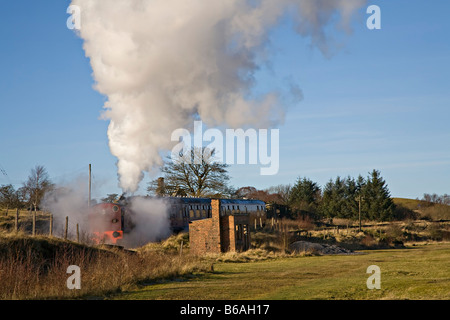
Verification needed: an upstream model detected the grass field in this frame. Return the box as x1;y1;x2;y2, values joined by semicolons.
113;242;450;300
1;202;449;300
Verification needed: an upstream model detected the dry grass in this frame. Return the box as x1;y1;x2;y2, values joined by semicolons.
213;248;298;263
250;216;450;254
139;232;189;253
0;232;212;300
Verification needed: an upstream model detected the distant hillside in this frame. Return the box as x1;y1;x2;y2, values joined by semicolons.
393;198;422;210
393;198;450;221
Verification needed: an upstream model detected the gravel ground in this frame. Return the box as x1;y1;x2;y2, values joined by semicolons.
289;241;360;255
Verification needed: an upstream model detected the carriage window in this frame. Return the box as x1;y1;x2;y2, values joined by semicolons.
189;209;194;218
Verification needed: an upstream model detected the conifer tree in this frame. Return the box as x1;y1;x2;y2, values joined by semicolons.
361;170;395;221
289;177;321;216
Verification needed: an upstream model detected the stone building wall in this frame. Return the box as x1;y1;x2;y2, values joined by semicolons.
189;199;250;255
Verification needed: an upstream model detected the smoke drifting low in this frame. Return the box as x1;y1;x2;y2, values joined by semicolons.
42;176;170;248
42;175;90;238
72;0;366;193
122;197;171;248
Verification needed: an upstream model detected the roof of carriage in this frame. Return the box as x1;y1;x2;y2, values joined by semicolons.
165;197;265;205
118;195;265;205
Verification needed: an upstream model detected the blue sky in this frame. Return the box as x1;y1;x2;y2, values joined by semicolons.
0;0;449;200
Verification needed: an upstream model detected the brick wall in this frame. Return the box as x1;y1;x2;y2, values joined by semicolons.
220;215;233;252
189;218;215;255
189;199;250;255
189;199;221;255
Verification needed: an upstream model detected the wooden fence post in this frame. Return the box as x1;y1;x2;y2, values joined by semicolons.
76;224;80;243
15;208;19;233
32;210;36;236
49;214;53;236
64;216;68;240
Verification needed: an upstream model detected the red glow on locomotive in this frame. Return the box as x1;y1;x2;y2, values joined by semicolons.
88;203;124;245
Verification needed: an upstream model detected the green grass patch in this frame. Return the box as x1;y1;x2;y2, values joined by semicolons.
114;243;450;300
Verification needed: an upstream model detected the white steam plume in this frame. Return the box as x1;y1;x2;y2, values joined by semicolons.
72;0;366;192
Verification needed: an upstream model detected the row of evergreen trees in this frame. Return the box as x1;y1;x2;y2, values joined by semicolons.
288;170;396;221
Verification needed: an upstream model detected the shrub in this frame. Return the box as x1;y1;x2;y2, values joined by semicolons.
360;234;377;247
426;223;443;241
385;224;404;242
393;205;419;220
294;216;316;231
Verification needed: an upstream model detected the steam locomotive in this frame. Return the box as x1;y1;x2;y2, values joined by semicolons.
88;196;266;245
88;202;126;245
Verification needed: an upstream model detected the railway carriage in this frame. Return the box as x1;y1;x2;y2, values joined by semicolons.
88;196;266;245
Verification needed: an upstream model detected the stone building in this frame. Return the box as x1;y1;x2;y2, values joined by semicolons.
189;199;251;255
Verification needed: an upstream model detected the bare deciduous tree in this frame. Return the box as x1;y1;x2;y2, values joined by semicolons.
266;184;292;206
23;165;53;212
148;147;230;198
101;193;120;203
0;184;21;215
